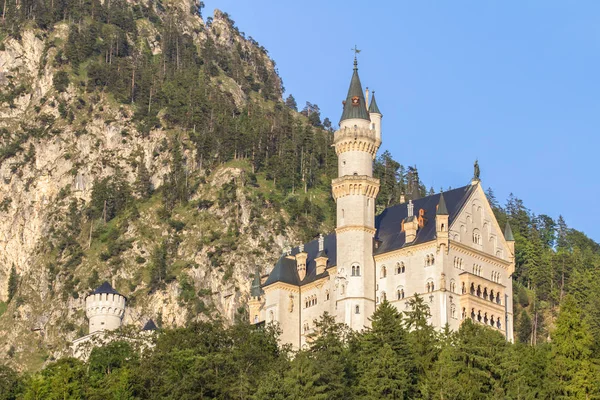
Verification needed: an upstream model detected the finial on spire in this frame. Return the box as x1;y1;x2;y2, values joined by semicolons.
351;45;361;70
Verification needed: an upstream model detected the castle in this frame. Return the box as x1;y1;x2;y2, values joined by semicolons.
249;59;515;348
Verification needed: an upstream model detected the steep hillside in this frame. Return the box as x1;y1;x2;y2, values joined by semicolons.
0;1;337;369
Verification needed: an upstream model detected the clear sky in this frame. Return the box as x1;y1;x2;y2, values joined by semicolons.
208;1;600;242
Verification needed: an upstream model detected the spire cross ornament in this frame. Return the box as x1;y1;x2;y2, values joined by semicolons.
351;45;361;68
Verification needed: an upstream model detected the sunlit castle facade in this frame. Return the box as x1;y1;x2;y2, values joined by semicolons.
249;59;515;349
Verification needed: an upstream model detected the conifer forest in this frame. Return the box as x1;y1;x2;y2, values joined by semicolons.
1;0;600;398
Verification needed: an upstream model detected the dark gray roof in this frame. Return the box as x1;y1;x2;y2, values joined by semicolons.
340;60;370;122
92;281;121;296
437;192;449;215
142;319;158;331
263;233;337;287
263;185;475;288
368;92;382;115
504;222;515;241
375;185;474;255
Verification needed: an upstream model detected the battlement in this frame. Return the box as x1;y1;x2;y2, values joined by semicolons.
333;126;381;158
85;292;126;334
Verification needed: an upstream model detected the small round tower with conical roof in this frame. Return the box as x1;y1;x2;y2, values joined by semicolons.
86;281;126;334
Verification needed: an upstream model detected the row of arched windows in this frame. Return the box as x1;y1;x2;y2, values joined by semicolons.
454;257;464;270
464;308;502;329
305;295;317;308
425;254;435;266
473;264;482;276
397;289;405;300
351;264;361;276
449;280;456;293
303;322;310;333
491;271;501;283
468;283;502;304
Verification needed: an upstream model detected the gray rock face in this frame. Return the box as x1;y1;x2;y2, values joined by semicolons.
0;8;292;369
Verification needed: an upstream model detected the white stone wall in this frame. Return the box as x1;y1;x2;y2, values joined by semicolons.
86;293;126;334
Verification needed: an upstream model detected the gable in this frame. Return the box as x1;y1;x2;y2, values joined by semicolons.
449;184;511;261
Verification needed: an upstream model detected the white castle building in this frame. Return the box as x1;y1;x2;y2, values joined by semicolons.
249;59;515;348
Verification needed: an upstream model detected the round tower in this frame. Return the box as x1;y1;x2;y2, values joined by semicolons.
333;58;381;331
85;281;126;334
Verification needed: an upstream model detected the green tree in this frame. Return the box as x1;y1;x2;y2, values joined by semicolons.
7;264;18;302
285;94;297;111
135;159;153;199
548;295;599;399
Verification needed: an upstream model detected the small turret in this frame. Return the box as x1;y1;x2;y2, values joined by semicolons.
249;267;265;325
315;234;328;275
250;267;264;298
368;91;382;142
504;222;515;274
436;193;449;251
85;282;126;334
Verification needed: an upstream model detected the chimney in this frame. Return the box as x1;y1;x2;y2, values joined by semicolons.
404;200;418;243
315;234;328;275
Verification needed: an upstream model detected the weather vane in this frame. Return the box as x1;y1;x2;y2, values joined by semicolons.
351;45;361;55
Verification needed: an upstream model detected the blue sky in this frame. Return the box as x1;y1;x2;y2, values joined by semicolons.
208;1;600;241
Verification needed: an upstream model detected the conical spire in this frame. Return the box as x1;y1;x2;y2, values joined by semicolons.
504;222;515;241
340;58;371;122
437;193;449;215
368;91;382;115
250;267;264;297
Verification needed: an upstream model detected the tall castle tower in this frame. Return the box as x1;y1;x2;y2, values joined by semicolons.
85;281;126;334
332;58;382;330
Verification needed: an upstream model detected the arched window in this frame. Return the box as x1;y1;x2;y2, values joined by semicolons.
381;292;387;302
426;282;430;292
397;288;405;300
381;266;387;278
431;283;435;291
351;265;356;276
395;262;401;274
326;290;330;301
254;315;258;323
269;311;274;322
430;255;435;265
355;305;360;314
451;306;456;319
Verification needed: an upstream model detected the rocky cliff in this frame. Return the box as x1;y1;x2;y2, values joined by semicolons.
0;2;334;369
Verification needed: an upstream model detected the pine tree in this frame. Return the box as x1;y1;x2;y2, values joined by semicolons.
135;159;153;199
284;94;297;111
548;295;599;398
7;264;18;302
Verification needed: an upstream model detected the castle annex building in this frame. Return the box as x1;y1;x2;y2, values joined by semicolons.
249;59;515;348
